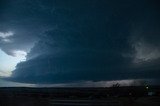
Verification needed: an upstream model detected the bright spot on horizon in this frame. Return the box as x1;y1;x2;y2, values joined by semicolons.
0;49;27;77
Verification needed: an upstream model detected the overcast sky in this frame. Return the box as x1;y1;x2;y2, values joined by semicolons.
0;0;160;86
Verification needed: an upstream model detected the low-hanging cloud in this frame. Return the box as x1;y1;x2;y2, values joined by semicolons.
1;0;160;84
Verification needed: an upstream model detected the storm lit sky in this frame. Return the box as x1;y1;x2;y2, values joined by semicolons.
0;0;160;87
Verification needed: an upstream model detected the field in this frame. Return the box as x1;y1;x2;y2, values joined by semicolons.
0;86;160;106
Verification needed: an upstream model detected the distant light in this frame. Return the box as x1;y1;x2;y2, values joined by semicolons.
146;86;149;90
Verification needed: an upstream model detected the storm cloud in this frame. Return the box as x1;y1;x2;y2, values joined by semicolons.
1;0;160;84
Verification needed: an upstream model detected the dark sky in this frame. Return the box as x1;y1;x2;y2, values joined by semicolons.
0;0;160;85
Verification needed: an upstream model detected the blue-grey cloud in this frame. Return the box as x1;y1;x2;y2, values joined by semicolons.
1;0;160;84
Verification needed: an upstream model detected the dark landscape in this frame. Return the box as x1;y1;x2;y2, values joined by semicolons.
1;0;160;106
0;86;160;106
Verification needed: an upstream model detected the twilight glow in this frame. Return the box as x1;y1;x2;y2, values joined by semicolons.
0;49;26;77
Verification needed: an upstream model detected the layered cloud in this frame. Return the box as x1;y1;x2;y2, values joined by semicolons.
0;0;160;84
